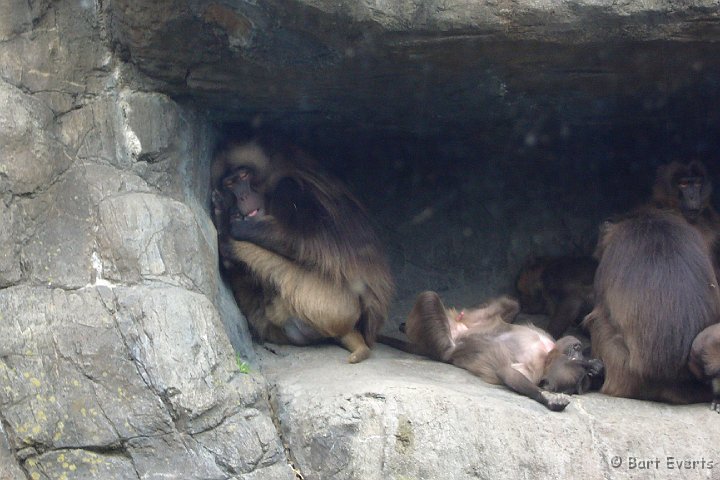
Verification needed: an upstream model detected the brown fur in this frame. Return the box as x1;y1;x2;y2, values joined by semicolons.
402;291;603;411
540;337;595;394
650;160;720;278
584;209;720;403
212;138;394;363
516;256;597;338
689;323;720;412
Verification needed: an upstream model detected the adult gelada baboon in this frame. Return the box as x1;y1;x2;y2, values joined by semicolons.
584;209;720;403
398;291;603;411
212;137;394;363
650;160;720;276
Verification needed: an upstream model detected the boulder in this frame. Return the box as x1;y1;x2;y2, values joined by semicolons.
0;284;290;479
105;0;720;136
259;343;720;480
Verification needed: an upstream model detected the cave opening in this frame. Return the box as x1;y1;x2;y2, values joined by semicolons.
208;39;720;330
99;0;720;336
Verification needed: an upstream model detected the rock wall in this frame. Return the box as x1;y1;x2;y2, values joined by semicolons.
0;1;290;478
259;343;720;480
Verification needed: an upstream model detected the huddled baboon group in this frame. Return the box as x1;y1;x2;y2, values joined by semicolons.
211;135;720;413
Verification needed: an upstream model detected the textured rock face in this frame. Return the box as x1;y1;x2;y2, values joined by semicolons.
2;0;720;479
0;286;285;479
0;1;279;477
259;344;720;480
105;0;720;136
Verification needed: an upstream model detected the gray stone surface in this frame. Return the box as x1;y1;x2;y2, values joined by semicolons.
0;0;51;41
259;343;720;480
0;1;280;476
0;0;110;114
105;0;720;137
19;164;99;289
26;450;139;480
0;284;290;479
0;286;172;448
0;199;21;288
0;80;70;195
97;192;216;294
55;90;215;202
0;422;24;480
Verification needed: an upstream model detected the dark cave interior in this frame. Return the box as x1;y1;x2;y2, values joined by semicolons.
104;1;720;332
207;41;720;331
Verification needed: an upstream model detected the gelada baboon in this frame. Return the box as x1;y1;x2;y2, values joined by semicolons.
516;256;597;338
211;137;394;363
584;209;720;403
651;160;720;275
689;323;720;412
401;291;603;411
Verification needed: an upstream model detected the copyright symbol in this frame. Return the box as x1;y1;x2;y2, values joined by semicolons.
611;456;622;468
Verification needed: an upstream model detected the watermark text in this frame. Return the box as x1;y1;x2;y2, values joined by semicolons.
610;456;714;471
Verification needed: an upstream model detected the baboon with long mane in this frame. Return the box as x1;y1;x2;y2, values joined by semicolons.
212;137;394;363
584;209;720;403
650;160;720;277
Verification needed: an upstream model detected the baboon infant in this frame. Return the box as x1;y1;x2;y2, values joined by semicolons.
401;291;603;411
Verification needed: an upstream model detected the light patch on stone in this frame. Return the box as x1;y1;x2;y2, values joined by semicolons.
123;125;142;159
86;251;115;288
119;97;142;160
101;51;112;68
